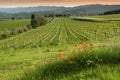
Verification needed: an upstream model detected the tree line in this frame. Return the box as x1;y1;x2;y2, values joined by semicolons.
102;9;120;15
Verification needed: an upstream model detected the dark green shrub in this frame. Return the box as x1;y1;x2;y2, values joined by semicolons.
31;19;38;28
23;27;29;32
0;33;7;39
16;28;23;34
37;16;47;26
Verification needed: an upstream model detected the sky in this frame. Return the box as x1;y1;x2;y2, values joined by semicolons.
0;0;120;8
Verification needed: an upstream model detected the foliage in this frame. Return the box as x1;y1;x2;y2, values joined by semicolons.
37;16;47;26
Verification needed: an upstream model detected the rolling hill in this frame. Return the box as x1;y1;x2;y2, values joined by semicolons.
0;16;119;49
0;14;120;80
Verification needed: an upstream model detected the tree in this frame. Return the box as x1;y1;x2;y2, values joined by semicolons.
31;14;35;19
31;14;38;28
37;16;47;26
11;17;15;20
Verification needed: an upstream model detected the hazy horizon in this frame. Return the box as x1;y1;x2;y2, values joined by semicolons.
0;0;120;8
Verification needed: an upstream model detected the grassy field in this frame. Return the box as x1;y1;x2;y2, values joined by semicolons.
0;19;30;31
0;14;120;80
89;14;120;18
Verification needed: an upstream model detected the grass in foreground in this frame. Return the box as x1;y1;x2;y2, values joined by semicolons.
15;42;120;80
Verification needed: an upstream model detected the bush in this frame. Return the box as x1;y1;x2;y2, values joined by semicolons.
31;14;47;28
37;16;47;26
26;24;32;29
16;27;23;34
0;33;8;39
23;27;29;32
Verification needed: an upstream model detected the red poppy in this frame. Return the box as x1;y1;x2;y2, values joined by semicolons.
82;43;88;48
80;42;83;44
90;44;94;47
68;60;73;64
57;53;62;57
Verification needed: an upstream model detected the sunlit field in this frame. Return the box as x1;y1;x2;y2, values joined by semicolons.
0;14;120;80
0;19;30;31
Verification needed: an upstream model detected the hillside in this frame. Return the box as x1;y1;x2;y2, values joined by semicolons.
0;17;119;49
0;14;120;80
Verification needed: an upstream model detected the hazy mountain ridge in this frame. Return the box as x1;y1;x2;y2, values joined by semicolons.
103;9;120;15
0;6;66;13
0;4;120;18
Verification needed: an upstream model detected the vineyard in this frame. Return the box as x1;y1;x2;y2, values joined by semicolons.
0;14;120;80
0;17;119;49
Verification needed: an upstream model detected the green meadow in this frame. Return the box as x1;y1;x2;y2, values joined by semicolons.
0;19;30;31
0;14;120;80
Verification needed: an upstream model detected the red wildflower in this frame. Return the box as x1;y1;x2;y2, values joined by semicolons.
90;44;94;47
80;42;83;44
68;60;73;64
57;53;62;57
62;53;66;57
82;43;88;49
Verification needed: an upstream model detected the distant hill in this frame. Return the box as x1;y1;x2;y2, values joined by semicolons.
0;6;66;13
103;9;120;15
0;4;120;18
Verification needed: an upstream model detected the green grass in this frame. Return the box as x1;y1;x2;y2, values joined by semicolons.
0;19;30;31
16;43;120;80
89;14;120;18
78;14;120;22
0;14;120;80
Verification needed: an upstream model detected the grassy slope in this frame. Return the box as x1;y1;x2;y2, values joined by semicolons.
75;14;120;22
0;19;30;31
90;14;120;18
0;17;119;49
0;14;120;80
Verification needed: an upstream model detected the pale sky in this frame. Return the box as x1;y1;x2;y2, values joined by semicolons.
0;0;120;8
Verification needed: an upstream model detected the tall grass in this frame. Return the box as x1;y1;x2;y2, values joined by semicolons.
17;43;120;80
